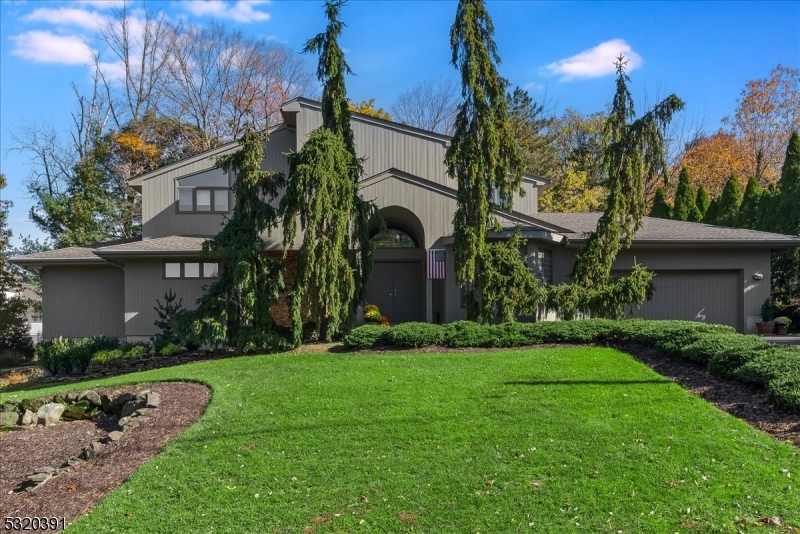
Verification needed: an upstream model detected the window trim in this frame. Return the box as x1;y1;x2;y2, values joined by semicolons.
163;261;220;280
175;187;231;214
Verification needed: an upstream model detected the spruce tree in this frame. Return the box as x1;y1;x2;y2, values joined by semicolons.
715;175;743;227
446;0;526;321
648;186;672;219
572;57;684;287
736;176;764;229
695;184;711;220
671;167;702;222
281;0;378;342
178;127;287;353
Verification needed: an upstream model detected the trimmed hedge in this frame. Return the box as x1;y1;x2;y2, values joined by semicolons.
343;319;800;412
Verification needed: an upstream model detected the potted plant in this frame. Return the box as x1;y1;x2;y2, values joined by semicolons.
775;316;792;335
756;297;776;335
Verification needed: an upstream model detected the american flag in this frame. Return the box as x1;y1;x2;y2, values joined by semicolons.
426;249;446;279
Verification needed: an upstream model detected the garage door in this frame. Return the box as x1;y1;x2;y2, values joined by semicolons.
616;270;741;330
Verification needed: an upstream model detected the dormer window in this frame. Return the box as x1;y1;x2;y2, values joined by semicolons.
176;168;230;213
177;188;229;213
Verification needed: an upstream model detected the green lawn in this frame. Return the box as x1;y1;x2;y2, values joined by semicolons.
3;347;799;533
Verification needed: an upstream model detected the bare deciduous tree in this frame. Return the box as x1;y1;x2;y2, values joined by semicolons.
391;78;459;134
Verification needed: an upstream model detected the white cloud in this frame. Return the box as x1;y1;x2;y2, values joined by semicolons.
72;0;127;10
24;7;100;30
545;39;643;81
184;0;271;24
10;30;94;65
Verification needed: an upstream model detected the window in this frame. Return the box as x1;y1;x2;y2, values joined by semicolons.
177;188;230;213
164;261;219;279
459;281;475;309
534;249;553;285
370;228;416;248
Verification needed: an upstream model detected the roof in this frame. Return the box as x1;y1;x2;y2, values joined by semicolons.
530;213;800;247
92;236;208;256
9;236;208;268
8;237;141;267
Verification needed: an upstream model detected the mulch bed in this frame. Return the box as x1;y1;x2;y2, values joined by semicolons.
0;382;210;530
0;343;798;530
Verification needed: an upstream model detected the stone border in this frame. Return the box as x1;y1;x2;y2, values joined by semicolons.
1;389;161;491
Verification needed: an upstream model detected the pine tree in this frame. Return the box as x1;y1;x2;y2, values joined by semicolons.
648;186;672;219
0;174;35;361
695;184;711;219
446;0;526;321
736;176;764;229
671;167;702;222
177;127;287;353
715;175;743;227
572;57;684;287
281;0;378;343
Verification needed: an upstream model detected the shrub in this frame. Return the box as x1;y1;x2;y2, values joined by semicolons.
385;322;445;348
363;304;381;324
444;321;495;348
159;343;182;356
92;349;125;364
38;336;120;374
704;335;773;377
775;316;792;327
734;347;800;384
760;297;775;322
123;343;150;359
343;325;390;350
768;373;800;412
0;350;27;369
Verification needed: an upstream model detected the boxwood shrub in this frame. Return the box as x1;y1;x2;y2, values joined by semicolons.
344;319;800;412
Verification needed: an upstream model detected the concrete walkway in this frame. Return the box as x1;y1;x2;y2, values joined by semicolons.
765;335;800;347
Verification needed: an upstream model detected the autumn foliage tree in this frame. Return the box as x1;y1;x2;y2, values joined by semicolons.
679;129;749;197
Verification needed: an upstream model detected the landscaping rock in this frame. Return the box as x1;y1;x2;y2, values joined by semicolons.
34;466;58;474
0;411;19;426
120;419;141;432
102;431;124;443
20;409;35;426
1;402;18;412
100;394;113;412
61;400;94;421
64;456;83;467
52;395;66;404
26;472;52;484
108;393;136;415
144;391;160;407
120;398;148;418
79;390;102;406
65;392;79;402
80;441;103;460
133;408;153;417
20;398;44;413
36;403;65;426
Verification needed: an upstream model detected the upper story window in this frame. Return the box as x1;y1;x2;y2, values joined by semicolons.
176;168;230;214
178;188;229;213
534;249;553;285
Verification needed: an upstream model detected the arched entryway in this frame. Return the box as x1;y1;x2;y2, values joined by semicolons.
365;206;426;324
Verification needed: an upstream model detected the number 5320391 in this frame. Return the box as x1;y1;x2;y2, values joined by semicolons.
5;517;66;531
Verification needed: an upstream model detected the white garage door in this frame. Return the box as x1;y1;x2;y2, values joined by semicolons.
618;270;741;330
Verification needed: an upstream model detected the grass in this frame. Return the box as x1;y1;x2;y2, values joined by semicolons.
3;347;800;533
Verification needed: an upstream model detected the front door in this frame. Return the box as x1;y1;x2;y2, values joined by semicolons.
366;261;424;324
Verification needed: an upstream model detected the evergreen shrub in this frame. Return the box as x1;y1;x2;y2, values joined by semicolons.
386;322;446;348
342;325;390;350
38;336;120;374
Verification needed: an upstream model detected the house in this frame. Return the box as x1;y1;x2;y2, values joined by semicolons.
10;98;800;340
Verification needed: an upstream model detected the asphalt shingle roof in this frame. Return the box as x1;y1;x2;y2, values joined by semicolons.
94;236;207;255
532;213;800;244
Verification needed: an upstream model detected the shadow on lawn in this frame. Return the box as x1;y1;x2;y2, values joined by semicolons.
504;379;671;386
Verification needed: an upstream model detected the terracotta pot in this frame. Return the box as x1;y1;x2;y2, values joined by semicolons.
775;325;789;335
756;321;775;336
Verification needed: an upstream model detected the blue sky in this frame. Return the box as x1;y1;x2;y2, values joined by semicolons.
1;0;798;248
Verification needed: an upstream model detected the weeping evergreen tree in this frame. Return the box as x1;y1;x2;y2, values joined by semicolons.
736;176;764;229
175;127;287;353
771;131;800;304
696;184;711;220
648;186;672;219
572;57;684;288
446;0;529;322
281;0;378;344
671;167;702;222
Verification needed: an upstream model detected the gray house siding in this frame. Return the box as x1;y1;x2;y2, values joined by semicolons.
41;265;125;339
142;127;295;240
123;259;209;339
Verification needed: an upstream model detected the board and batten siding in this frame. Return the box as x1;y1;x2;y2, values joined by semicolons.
42;265;125;339
142;127;295;239
123;259;209;339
